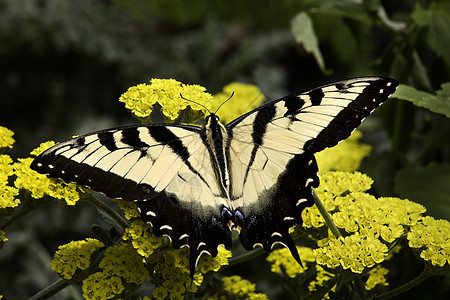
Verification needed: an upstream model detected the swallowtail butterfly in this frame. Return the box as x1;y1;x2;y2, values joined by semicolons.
31;77;398;275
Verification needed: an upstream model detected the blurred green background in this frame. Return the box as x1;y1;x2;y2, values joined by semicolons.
1;0;449;299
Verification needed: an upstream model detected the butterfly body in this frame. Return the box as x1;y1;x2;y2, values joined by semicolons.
31;77;398;275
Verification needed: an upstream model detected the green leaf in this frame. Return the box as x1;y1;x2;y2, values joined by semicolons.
290;12;329;73
412;3;450;66
393;83;450;118
395;163;450;220
309;2;372;24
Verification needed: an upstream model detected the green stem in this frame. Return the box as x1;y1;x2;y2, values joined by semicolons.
311;188;341;238
374;266;432;300
313;188;368;299
29;278;71;300
353;277;367;300
227;247;265;267
82;194;128;230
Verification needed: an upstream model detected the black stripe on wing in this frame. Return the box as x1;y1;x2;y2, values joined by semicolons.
30;124;201;201
300;77;399;153
32;150;156;200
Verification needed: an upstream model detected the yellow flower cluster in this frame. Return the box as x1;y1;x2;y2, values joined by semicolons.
50;238;105;279
0;127;20;210
82;243;149;299
316;130;372;173
82;273;124;300
150;246;232;299
119;78;213;123
407;216;450;267
13;157;80;205
314;232;389;273
122;219;164;258
302;171;429;276
29;140;56;156
0;154;19;209
149;248;198;299
115;198;140;220
365;266;389;290
267;245;388;296
8;141;82;205
266;246;315;278
302;171;374;229
212;82;265;124
0;126;15;148
202;275;268;300
303;172;426;245
272;169;429;295
333;194;425;243
118;199;232;299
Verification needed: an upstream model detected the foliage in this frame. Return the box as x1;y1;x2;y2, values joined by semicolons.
1;0;450;299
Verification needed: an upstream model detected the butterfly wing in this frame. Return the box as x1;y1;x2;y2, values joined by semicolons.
31;124;232;274
226;77;398;262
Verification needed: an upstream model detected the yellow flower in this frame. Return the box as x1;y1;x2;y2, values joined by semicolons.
317;171;374;196
147;245;231;298
303;171;374;229
30;140;56;156
119;83;156;119
122;219;165;258
119;78;213;123
0;184;19;209
303;171;425;250
197;246;232;275
82;272;124;300
50;238;105;280
150;248;198;297
266;246;314;278
13;156;80;205
316;130;371;173
407;216;450;267
0;154;20;209
212;82;265;124
314;232;388;274
80;243;149;299
202;275;268;300
365;266;389;290
115;199;140;220
0;230;7;243
0;154;14;182
0;126;15;148
99;243;149;285
152;286;168;299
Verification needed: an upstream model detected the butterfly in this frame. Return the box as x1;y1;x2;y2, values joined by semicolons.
31;77;398;275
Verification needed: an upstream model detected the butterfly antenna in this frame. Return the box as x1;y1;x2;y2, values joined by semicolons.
180;93;211;114
214;91;235;114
